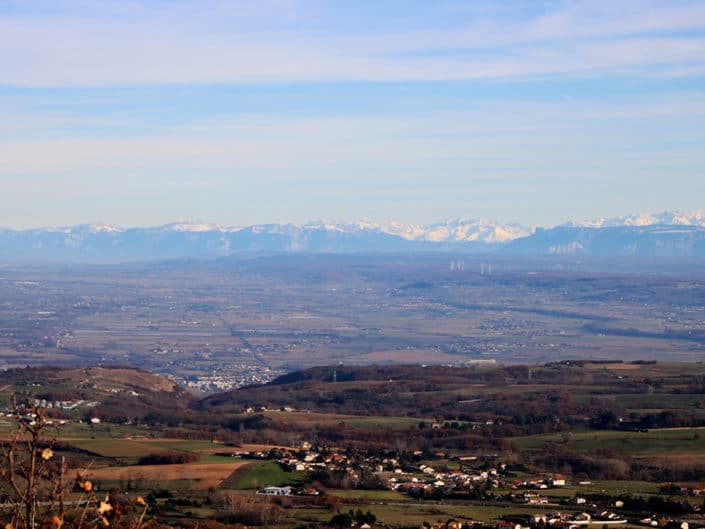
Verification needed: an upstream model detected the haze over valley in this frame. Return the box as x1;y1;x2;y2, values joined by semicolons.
2;251;705;392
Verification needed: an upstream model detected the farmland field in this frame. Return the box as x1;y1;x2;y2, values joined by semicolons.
512;427;705;455
68;439;173;458
227;460;305;490
86;461;249;490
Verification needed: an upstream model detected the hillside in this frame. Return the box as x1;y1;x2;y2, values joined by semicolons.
0;365;194;423
195;362;705;435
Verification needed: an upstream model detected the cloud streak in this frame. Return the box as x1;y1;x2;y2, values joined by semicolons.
1;1;705;86
3;93;705;179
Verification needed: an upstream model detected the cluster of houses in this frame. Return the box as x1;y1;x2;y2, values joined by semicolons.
278;445;359;475
271;444;462;490
427;521;477;529
516;511;627;529
262;441;592;504
0;398;105;428
268;443;577;502
499;476;567;505
454;500;693;529
230;444;701;529
256;486;294;496
660;483;705;497
639;517;690;529
389;465;503;495
1;411;69;427
510;475;567;489
503;512;696;529
29;398;93;410
255;485;319;497
385;467;577;501
180;363;283;392
0;398;94;411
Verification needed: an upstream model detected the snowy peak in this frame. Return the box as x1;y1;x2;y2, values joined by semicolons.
158;222;243;233
564;211;705;229
75;223;123;234
374;220;428;241
26;223;123;235
295;218;532;244
419;218;533;243
222;219;532;244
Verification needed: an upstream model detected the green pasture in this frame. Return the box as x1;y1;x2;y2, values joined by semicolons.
366;502;545;525
326;489;405;501
229;460;305;490
512;427;705;454
2;383;77;397
543;480;660;498
196;454;233;464
615;394;705;410
283;506;330;525
344;416;426;429
269;497;542;528
141;439;219;452
62;438;224;463
67;439;169;458
264;410;428;430
56;422;155;438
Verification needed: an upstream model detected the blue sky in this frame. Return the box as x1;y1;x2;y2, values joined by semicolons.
1;0;705;229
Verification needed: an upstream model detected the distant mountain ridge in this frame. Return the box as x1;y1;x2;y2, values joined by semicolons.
14;218;532;243
504;224;705;257
1;211;705;262
563;211;705;229
0;218;531;262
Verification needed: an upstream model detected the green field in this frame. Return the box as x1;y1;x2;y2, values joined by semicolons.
68;439;170;458
140;439;221;452
615;394;705;410
512;427;705;455
364;502;547;525
327;489;405;500
543;480;660;498
229;460;305;490
343;416;427;429
263;410;430;430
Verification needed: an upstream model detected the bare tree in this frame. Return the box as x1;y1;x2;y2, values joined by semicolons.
0;398;150;529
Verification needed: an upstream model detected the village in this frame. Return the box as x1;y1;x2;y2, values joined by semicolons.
0;398;100;424
241;442;704;529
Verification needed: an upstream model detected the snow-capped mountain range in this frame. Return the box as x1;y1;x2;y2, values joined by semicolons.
19;218;533;243
563;211;705;229
1;211;704;262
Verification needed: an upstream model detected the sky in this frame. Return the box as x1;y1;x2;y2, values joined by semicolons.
1;0;705;229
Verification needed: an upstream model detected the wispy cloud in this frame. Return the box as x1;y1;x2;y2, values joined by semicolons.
3;93;705;179
1;0;705;86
